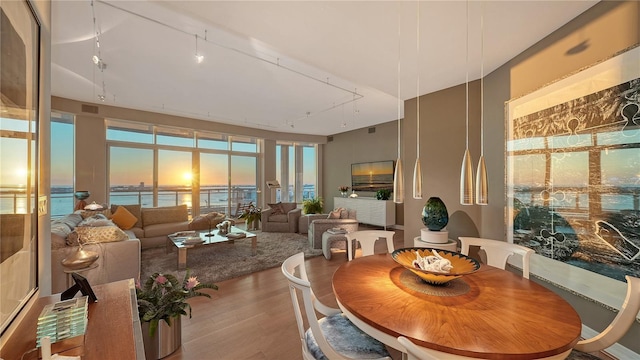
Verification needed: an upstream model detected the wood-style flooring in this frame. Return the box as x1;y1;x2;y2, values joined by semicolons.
165;228;405;360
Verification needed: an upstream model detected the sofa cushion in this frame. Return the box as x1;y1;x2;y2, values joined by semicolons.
268;214;289;223
128;226;145;239
144;221;190;238
328;208;346;219
110;204;142;228
281;202;297;213
142;205;188;227
267;202;285;215
111;206;138;230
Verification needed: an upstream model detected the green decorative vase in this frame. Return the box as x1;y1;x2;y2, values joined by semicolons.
421;197;449;231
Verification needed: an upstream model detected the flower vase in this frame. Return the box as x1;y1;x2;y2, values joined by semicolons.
340;191;348;197
142;316;182;360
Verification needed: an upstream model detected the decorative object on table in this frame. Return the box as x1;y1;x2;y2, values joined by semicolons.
61;236;99;270
338;185;349;197
137;270;217;359
36;296;89;349
421;197;449;244
216;220;232;235
375;189;391;200
238;202;261;230
302;197;323;214
83;201;103;211
392;247;480;285
349;190;358;198
61;272;98;303
73;191;90;211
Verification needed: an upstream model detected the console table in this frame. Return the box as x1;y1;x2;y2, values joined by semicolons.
0;279;144;360
334;197;395;229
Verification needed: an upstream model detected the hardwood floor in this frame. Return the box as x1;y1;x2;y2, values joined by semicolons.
165;228;405;360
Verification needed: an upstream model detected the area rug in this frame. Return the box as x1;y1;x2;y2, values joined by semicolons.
140;231;322;285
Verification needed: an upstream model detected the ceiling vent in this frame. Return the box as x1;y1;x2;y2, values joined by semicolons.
368;127;376;134
327;135;334;142
81;104;99;114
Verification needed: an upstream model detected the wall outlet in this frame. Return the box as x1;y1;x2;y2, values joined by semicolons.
38;195;48;216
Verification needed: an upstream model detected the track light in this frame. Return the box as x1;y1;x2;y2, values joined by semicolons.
195;34;204;63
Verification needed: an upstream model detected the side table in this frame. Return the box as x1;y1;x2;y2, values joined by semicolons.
413;236;458;252
321;231;349;260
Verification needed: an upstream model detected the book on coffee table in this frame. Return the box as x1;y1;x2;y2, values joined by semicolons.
226;232;246;239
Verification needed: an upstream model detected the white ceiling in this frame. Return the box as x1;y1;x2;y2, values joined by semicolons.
51;0;599;136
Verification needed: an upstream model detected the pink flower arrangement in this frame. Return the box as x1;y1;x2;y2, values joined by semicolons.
136;270;217;337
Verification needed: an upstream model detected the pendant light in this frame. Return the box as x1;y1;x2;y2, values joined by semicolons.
412;1;423;200
475;5;488;205
460;0;474;205
393;4;404;204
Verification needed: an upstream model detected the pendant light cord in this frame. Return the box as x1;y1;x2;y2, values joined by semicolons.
480;3;484;157
416;1;420;155
465;0;469;150
397;6;402;158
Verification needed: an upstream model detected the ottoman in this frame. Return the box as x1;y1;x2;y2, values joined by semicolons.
322;231;349;260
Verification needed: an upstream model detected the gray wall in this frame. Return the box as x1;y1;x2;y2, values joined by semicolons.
323;121;400;217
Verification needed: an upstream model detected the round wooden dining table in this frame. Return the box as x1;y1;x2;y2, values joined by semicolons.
332;254;582;359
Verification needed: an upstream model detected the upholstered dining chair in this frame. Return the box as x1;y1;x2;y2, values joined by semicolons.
346;230;396;261
566;275;640;360
397;336;572;360
281;252;391;360
459;237;534;279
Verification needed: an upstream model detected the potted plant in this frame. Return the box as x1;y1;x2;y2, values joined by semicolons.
376;189;391;200
137;270;217;359
339;185;350;197
238;203;261;230
302;197;324;214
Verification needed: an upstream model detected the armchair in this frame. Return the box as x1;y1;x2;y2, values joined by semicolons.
308;209;358;249
261;202;302;233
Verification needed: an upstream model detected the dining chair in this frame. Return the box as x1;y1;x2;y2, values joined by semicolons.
346;230;396;261
567;275;640;359
281;252;391;360
397;336;572;360
459;237;534;279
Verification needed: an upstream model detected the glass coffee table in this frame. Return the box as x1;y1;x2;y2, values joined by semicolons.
167;227;257;270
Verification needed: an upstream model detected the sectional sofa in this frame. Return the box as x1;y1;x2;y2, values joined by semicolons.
50;204;226;293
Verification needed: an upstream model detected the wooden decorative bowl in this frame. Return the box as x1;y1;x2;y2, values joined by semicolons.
392;247;480;285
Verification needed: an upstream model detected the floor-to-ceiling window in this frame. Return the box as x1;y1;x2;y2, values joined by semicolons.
106;120;260;217
158;149;192;209
50;112;74;217
276;142;317;203
109;146;153;207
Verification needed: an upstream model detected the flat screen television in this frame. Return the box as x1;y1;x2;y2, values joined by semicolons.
351;160;395;192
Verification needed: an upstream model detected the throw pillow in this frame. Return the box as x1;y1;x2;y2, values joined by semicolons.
328;207;345;219
74;225;128;244
268;202;285;215
78;209;112;219
111;206;138;230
